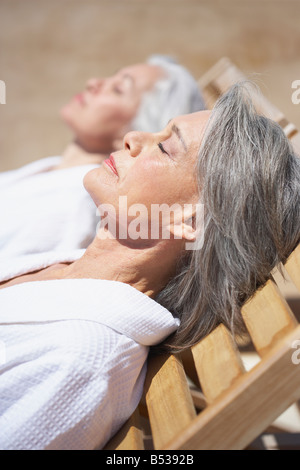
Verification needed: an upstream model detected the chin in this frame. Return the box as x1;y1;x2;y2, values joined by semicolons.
59;103;70;120
83;167;96;192
83;166;106;208
60;102;78;130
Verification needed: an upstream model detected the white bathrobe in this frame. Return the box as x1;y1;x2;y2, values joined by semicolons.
0;250;179;450
0;157;99;259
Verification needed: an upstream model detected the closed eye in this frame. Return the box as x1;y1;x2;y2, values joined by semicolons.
113;86;123;95
158;142;169;155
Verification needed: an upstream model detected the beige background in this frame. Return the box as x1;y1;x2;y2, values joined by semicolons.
0;0;300;433
0;0;299;172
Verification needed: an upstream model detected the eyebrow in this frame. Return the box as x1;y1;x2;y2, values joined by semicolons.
120;73;135;89
171;124;188;152
122;73;134;83
113;69;135;90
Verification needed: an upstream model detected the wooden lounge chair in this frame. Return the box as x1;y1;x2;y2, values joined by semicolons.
104;60;300;451
198;57;300;155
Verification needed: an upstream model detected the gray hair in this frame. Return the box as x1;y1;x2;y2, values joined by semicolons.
131;55;206;133
155;82;300;354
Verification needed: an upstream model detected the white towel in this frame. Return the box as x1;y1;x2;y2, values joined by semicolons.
0;157;99;259
0;261;179;449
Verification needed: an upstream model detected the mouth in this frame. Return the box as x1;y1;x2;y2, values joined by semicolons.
104;155;118;176
74;93;85;106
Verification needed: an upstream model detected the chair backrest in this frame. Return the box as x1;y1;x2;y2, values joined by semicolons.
105;266;300;451
104;59;300;451
199;57;300;155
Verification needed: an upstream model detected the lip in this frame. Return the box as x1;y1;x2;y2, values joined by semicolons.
104;155;118;176
74;93;85;106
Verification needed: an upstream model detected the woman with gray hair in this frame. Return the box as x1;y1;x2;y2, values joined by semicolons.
132;55;206;133
0;83;298;450
0;56;205;259
155;82;300;352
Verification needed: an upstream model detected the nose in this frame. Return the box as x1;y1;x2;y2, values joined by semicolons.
123;131;150;158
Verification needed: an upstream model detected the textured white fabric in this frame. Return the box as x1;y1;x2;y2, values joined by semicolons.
0;250;179;450
0;249;84;283
0;157;99;259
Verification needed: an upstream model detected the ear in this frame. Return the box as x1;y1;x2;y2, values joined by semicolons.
182;220;198;241
169;217;197;241
168;203;197;241
168;203;204;246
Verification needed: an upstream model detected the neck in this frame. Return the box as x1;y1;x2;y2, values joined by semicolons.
66;235;182;298
56;142;108;169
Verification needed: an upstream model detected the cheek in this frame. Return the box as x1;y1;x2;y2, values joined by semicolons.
121;164;180;208
137;170;197;208
88;99;137;128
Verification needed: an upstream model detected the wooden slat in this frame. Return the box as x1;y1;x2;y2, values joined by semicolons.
290;132;300;155
164;325;300;450
180;348;200;387
144;354;196;450
191;324;245;404
241;278;298;357
189;388;207;411
199;57;245;109
200;57;282;122
199;57;284;123
285;245;300;292
199;58;300;147
104;407;144;450
279;120;298;140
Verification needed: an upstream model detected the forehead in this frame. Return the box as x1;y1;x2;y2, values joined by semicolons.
171;110;211;148
174;110;211;127
117;63;164;91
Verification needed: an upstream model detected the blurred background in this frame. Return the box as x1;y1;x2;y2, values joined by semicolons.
0;0;300;446
0;0;299;172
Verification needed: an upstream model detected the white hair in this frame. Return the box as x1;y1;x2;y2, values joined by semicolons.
131;55;206;133
155;82;300;354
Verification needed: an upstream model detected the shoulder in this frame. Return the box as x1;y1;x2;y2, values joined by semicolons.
0;317;148;449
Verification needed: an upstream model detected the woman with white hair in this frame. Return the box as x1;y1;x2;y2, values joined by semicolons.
0;83;299;449
0;55;205;259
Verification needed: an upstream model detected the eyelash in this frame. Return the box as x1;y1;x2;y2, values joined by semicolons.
158;142;169;155
113;87;123;95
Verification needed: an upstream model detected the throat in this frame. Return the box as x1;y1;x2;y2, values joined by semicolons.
72;239;180;299
57;142;107;169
